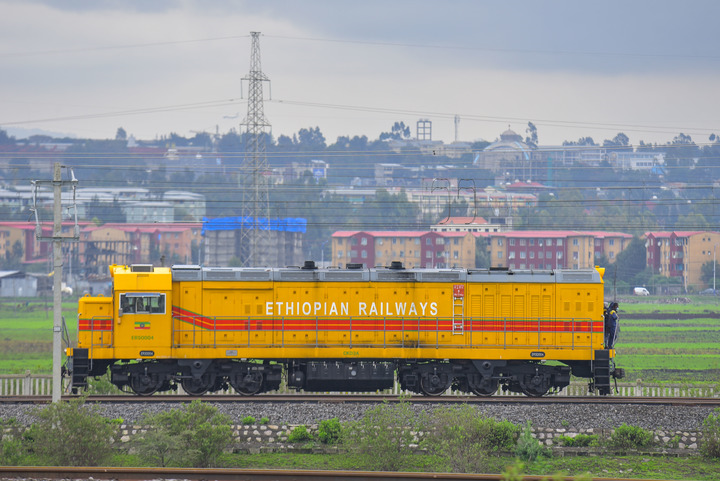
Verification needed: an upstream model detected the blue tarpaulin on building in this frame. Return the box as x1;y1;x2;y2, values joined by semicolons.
202;216;307;235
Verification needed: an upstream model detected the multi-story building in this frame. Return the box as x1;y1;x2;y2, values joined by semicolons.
331;230;476;269
202;216;306;267
645;231;720;291
79;223;202;275
484;230;632;270
0;221;88;266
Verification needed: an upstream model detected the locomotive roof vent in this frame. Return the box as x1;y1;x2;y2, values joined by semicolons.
301;260;317;270
346;263;364;270
389;261;404;270
131;264;154;273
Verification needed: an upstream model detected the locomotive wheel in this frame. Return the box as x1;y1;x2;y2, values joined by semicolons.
231;372;264;395
181;374;213;396
129;372;162;396
520;375;550;397
419;373;450;396
469;378;499;396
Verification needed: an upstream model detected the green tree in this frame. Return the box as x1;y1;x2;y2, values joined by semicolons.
85;196;124;224
297;126;326;150
613;237;647;285
525;121;538;148
700;408;720;458
700;260;719;289
514;421;549;462
134;400;233;468
475;237;490;268
563;136;596;146
0;128;15;145
603;132;630;148
379;121;411;141
27;396;119;466
423;405;518;473
2;240;24;270
341;400;419;471
0;418;26;465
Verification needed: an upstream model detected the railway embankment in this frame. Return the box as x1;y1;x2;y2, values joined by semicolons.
0;400;713;452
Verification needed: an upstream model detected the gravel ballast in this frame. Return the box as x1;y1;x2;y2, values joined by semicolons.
1;400;715;431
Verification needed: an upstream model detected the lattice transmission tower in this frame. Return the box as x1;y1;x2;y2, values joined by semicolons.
239;31;271;266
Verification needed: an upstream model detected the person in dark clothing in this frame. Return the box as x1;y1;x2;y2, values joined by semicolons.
604;301;619;349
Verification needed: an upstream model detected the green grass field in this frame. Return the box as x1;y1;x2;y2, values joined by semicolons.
1;296;718;385
0;300;77;374
613;297;720;382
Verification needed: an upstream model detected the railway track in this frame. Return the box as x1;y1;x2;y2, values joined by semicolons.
0;466;686;481
2;393;720;406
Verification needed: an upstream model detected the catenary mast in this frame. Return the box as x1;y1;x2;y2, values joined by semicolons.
239;31;271;266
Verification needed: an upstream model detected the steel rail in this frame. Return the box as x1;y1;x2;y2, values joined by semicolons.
2;393;720;406
0;466;684;481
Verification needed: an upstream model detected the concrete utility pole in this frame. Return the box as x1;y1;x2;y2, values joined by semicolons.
33;162;78;402
239;31;272;266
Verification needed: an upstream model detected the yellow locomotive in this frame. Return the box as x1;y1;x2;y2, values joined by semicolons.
65;261;623;396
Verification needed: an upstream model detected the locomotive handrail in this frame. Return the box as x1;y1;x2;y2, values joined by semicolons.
86;315;113;349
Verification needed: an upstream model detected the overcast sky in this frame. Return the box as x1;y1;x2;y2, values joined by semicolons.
1;0;719;146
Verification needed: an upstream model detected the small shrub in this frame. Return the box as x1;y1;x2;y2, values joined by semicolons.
700;408;720;458
241;416;256;425
259;417;270;425
134;399;233;467
0;428;26;466
27;396;119;466
607;424;654;452
341;400;418;471
424;404;520;473
317;418;342;444
288;424;312;443
556;434;598;447
514;422;549;463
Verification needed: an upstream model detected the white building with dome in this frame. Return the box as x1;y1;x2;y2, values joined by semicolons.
474;127;535;180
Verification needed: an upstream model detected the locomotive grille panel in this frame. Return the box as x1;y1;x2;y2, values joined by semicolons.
171;269;202;282
557;271;596;283
375;271;418;282
238;270;272;281
418;272;464;282
324;271;369;282
277;271;319;282
204;270;240;281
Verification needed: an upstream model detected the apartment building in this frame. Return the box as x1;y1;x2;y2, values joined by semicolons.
484;230;632;270
645;231;720;290
331;230;476;269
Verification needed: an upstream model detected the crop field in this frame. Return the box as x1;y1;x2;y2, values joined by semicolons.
0;300;76;374
615;297;720;382
0;296;718;385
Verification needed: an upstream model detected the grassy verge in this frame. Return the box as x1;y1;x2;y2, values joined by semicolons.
111;452;720;480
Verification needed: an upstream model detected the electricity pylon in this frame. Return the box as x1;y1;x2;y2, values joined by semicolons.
239;31;271;266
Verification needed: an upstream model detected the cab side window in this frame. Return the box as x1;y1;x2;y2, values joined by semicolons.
120;293;165;314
